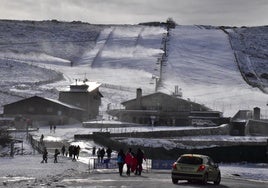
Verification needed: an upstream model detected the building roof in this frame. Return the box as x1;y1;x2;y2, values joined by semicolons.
121;92;166;105
4;96;86;111
122;92;209;110
43;97;85;111
61;81;102;93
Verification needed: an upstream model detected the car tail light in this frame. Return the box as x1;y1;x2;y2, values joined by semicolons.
172;163;177;170
197;164;206;172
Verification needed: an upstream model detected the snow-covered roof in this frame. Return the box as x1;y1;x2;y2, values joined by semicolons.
3;96;86;111
44;97;85;111
67;81;102;92
121;92;210;110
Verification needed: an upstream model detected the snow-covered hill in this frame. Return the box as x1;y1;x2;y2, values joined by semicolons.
228;26;268;91
0;20;267;118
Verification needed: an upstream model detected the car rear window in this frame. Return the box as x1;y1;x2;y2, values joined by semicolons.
178;156;203;165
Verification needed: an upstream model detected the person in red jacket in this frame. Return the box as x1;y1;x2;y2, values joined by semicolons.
131;153;138;173
125;148;133;176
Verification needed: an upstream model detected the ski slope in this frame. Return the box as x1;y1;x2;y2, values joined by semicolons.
77;25;165;90
77;24;268;117
0;21;267;117
162;25;268;117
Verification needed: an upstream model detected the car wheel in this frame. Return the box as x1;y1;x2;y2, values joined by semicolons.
172;178;178;184
214;173;221;185
202;173;208;184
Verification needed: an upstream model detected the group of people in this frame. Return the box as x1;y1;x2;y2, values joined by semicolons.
41;144;80;163
68;145;81;161
40;147;60;163
49;121;57;133
41;143;146;177
93;147;112;163
117;148;146;176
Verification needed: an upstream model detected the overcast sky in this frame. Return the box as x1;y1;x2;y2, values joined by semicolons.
0;0;267;26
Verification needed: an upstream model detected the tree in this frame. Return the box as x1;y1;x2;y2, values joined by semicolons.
166;18;176;29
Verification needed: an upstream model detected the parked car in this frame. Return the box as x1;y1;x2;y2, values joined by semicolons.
171;154;221;185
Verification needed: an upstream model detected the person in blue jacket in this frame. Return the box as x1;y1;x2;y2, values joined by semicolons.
117;149;125;176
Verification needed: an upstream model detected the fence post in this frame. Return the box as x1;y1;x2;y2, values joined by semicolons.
88;158;92;173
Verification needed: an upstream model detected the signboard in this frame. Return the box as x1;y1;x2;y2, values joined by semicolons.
93;158;118;169
151;160;174;170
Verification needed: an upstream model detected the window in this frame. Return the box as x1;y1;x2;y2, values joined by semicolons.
178;156;203;165
207;157;215;166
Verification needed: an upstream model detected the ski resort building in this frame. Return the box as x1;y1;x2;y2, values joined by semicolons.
3;81;103;127
230;107;268;136
107;88;226;126
59;81;103;120
3;96;86;127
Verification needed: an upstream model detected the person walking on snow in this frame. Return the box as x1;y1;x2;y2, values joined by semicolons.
125;148;134;176
61;145;66;156
131;153;138;173
41;147;48;163
76;145;80;159
53;124;56;133
106;147;112;159
135;148;146;175
99;148;105;163
92;146;96;156
117;149;125;176
40;134;44;145
54;149;60;163
97;148;101;163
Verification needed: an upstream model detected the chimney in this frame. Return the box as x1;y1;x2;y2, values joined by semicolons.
253;107;260;120
136;88;142;107
175;85;178;95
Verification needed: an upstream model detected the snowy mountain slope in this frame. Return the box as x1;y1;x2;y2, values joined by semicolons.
76;25;165;90
228;26;268;92
0;20;103;62
0;20;267;118
0;20;104;112
161;25;268;117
